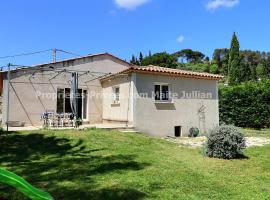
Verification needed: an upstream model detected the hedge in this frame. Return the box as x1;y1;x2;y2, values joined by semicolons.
219;79;270;129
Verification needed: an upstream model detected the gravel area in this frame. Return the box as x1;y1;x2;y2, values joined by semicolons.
165;136;270;148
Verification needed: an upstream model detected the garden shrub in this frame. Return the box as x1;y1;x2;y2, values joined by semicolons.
0;127;4;134
219;79;270;129
205;125;246;159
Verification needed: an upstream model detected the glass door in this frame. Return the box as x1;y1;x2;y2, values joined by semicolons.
77;89;88;121
57;88;88;120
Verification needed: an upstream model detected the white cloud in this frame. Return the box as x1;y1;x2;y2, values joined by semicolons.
114;0;149;10
206;0;239;10
177;35;185;43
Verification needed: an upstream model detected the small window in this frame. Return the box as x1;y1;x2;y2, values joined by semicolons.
155;83;171;102
112;86;120;103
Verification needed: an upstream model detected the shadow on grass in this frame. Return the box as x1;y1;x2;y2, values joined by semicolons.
236;154;249;160
0;131;149;200
0;131;85;163
54;188;146;200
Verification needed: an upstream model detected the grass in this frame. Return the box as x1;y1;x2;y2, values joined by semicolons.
0;128;270;200
243;128;270;138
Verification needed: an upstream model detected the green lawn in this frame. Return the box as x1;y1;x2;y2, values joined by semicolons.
0;129;270;200
243;129;270;138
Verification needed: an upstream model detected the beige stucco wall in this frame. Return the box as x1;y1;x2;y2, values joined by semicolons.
134;73;219;137
101;74;134;125
101;72;219;137
2;54;129;126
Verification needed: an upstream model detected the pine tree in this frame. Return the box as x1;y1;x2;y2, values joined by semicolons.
228;32;241;85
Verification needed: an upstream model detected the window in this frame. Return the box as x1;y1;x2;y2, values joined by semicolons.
57;88;72;113
154;83;171;102
112;86;120;103
57;88;88;120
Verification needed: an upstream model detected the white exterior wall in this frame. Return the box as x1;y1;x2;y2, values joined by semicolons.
2;55;130;126
134;73;219;137
102;74;134;125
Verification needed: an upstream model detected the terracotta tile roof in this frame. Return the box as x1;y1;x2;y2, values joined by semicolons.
100;65;224;81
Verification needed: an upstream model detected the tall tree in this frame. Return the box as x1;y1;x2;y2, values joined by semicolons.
238;56;252;82
139;52;144;65
228;32;241;85
130;55;137;65
213;48;229;75
130;55;140;65
263;56;270;77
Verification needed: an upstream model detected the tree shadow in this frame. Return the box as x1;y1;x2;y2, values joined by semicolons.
54;187;147;200
0;131;150;200
0;131;85;163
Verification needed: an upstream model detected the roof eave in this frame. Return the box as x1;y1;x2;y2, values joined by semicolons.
0;52;132;74
100;68;224;82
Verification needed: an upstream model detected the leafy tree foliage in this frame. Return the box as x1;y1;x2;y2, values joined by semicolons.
130;33;270;81
141;52;178;68
263;56;270;77
183;63;219;74
174;49;205;63
130;54;140;65
213;48;229;74
213;48;270;79
139;52;144;65
228;32;241;85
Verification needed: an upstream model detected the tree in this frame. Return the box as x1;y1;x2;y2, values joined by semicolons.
141;52;178;68
174;49;205;63
241;50;261;81
213;48;229;75
130;55;137;65
228;32;241;85
130;55;136;65
238;57;252;82
263;56;270;77
130;55;140;65
139;52;144;65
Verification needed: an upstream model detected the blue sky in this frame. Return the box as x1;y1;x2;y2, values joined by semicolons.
0;0;269;67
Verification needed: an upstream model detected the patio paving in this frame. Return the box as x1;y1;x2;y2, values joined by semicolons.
2;123;133;132
165;136;270;148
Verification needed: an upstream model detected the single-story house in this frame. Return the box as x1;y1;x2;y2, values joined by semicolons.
101;65;222;137
0;53;131;126
0;53;223;137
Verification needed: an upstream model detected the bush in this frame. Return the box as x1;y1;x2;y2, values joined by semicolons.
219;79;270;129
205;125;246;159
0;127;4;134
